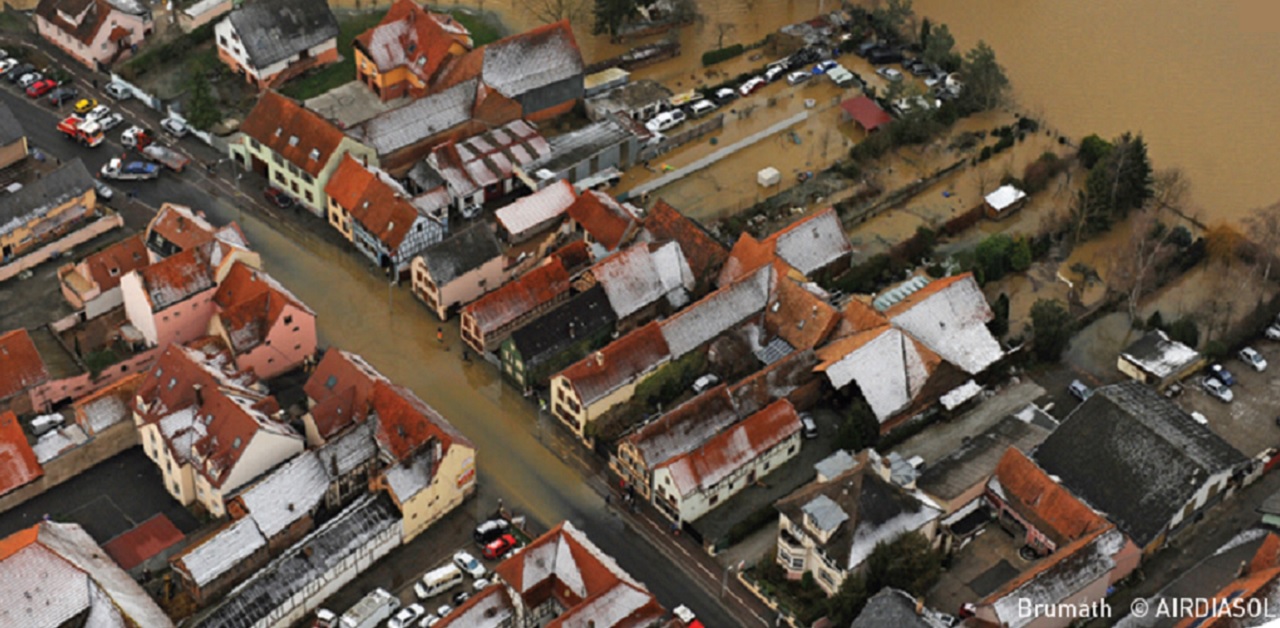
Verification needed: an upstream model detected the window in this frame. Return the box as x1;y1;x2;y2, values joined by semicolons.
249;138;260;150
219;36;227;46
709;494;719;506
325;374;337;389
294;344;301;351
284;315;293;325
305;190;314;204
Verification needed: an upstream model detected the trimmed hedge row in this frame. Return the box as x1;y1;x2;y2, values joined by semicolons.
701;43;744;67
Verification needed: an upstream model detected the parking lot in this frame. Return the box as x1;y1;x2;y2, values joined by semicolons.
1179;338;1280;459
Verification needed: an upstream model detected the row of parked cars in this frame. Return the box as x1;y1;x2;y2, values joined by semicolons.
1199;318;1279;404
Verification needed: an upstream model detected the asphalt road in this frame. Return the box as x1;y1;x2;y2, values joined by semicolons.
0;58;767;626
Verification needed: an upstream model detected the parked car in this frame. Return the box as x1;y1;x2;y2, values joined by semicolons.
764;65;787;83
785;71;810;85
453;551;485;579
689;99;716;117
1202;377;1233;403
473;518;510;545
691;374;720;394
160;117;189;137
1268;323;1280;341
472;578;491;591
85;104;111;123
738;76;766;96
73;98;98;114
812;60;839;74
644;109;685;133
908;60;932;75
388;604;426;628
712;87;737;104
1239;347;1268;372
800;414;818;439
451;591;470;607
5;63;34;83
46;86;78;106
97;112;124;131
436;604;453;618
0;58;17;75
1208;363;1237;387
1068;380;1092;401
418;615;440;628
16;72;43;89
94;180;115;200
876;67;904;82
482;534;517;560
104;81;133;100
264;186;294;209
25;78;56;98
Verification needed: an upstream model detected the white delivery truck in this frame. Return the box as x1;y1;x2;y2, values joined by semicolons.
414;564;463;600
339;588;400;628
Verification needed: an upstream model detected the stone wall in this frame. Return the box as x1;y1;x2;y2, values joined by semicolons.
0;420;138;513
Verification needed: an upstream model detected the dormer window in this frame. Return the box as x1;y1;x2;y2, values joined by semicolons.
308;148;320;160
274;127;283;137
288;136;299;147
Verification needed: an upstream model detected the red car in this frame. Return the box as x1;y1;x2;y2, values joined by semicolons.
25;79;57;98
482;533;517;560
264;186;294;209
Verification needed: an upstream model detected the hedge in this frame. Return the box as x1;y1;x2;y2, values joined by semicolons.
702;44;744;67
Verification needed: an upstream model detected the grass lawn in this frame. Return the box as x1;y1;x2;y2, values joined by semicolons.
282;10;387;101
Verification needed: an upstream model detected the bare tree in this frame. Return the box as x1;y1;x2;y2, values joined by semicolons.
714;22;736;49
1245;200;1280;282
1110;206;1179;323
520;0;589;25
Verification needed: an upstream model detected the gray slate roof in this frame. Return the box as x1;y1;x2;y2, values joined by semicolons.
480;22;584;99
237;451;329;538
916;414;1051;502
1033;381;1247;547
509;284;616;366
199;494;399;628
0;101;24;146
528;116;637;176
418;223;502;286
226;0;339;69
0;159;93;238
356;79;476;155
853;587;952;628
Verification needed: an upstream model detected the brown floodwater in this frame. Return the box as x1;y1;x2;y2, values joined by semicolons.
910;0;1280;222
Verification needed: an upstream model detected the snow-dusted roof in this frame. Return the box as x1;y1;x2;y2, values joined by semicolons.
316;420;377;478
0;522;173;628
78;390;130;434
177;517;267;587
801;494;848;533
660;264;773;358
814;450;857;482
237;452;329;538
886;274;1002;374
985;184;1027;213
384;448;436;501
32;423;87;463
771;208;851;276
480;21;583;99
817;327;937;422
988;528;1124;628
591;242;690;320
941;379;982;410
1120;330;1201;379
659;399;801;498
494;180;576;238
356;79;477;155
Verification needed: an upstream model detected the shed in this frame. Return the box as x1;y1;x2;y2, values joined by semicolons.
757;167;781;187
840;96;892;133
1117;330;1204;391
984;184;1028;220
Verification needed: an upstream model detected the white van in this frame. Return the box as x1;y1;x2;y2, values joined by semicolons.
414;564;463;600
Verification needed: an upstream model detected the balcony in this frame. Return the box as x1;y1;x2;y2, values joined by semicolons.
779;527;806;550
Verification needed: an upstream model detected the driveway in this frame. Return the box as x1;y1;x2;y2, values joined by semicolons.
1179;340;1280;459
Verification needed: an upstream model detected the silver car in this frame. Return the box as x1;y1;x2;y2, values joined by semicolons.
1239;347;1267;372
1202;377;1233;403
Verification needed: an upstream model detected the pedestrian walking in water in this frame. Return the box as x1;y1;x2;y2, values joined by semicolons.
437;327;444;343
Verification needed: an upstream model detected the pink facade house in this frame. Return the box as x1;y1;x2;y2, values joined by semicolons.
120;240;260;349
209;261;316;380
36;0;153;70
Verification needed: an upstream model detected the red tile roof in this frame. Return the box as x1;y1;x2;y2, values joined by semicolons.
841;96;893;132
101;514;183;571
550;240;592;274
992;448;1109;546
567;191;635;251
717;233;775;285
642;200;728;283
1173;534;1280;628
0;524;39;561
767;274;839;350
839;297;888;335
35;0;123;46
0;410;42;496
354;0;470;81
657;398;801;497
135;244;216;311
82;234;148;293
371;380;471;461
241;91;349;177
493;520;664;627
214;262;311;355
0;329;49;402
559;322;670;406
471;82;523;126
325;155;427;251
304;350;387;439
463;258;570;334
147;203;217;253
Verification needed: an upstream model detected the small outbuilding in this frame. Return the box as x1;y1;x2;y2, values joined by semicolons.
757;167;781;187
840;96;893;133
1117;329;1204;391
983;184;1028;220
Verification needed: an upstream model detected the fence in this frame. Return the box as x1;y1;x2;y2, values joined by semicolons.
107;73;233;154
637;113;725;163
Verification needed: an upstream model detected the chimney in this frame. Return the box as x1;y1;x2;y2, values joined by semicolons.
193;383;204;407
915;598;925;615
595;351;604;366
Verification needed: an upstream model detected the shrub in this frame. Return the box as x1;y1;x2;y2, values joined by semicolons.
1078;134;1114;169
702;43;745;66
1168;317;1200;348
